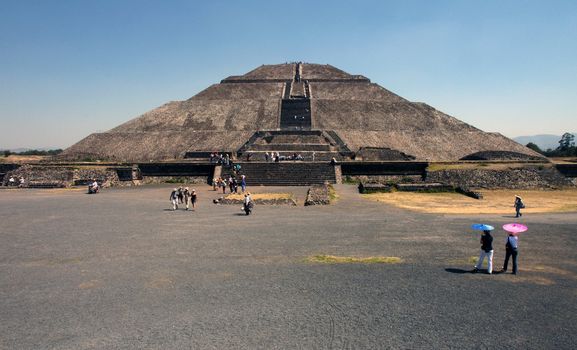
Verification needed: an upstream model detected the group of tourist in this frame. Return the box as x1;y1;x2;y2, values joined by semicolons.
6;176;25;187
169;186;197;211
212;175;247;194
473;195;526;275
473;228;520;275
209;153;230;166
168;180;254;214
264;152;304;162
210;151;330;163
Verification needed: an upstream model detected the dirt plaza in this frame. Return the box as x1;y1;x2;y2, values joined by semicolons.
1;184;577;349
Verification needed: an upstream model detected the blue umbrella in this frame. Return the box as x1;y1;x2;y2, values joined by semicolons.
471;223;494;231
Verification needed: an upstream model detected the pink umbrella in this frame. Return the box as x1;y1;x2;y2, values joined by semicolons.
503;223;528;234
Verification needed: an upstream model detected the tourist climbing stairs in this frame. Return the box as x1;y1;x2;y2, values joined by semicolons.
223;162;337;186
280;99;311;130
236;130;352;162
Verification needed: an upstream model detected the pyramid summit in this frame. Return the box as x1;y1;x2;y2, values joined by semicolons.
61;62;541;162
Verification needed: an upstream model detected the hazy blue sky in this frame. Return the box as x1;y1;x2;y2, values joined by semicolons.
1;0;576;149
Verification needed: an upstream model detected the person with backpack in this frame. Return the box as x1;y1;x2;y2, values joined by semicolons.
243;192;253;215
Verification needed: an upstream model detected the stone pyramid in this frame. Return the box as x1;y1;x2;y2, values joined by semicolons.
61;63;541;162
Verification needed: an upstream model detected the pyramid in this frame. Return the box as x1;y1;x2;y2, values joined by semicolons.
61;63;542;162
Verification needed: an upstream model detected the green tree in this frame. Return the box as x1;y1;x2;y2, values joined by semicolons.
3;150;11;157
525;142;543;154
557;133;575;151
555;133;576;156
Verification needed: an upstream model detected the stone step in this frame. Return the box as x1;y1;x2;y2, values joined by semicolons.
245;143;333;152
27;182;66;188
238;152;344;162
280;98;311;130
223;162;336;186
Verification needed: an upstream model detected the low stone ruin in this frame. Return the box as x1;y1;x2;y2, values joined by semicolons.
305;185;332;206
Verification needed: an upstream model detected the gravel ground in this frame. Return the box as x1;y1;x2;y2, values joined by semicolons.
1;184;576;349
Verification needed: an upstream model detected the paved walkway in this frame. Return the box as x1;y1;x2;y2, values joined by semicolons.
1;184;577;349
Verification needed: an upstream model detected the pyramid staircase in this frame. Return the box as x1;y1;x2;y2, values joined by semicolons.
223;162;337;186
222;63;347;185
280;99;311;130
280;62;311;131
237;130;353;162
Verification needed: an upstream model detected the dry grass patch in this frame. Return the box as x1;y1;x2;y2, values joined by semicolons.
328;184;339;202
78;280;103;289
363;189;577;214
306;255;402;264
0;155;49;163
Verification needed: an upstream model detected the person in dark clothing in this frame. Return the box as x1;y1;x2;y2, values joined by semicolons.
177;187;184;204
473;230;494;274
514;195;525;218
190;189;197;210
501;233;519;275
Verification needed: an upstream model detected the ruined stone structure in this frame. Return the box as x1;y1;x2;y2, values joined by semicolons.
60;63;543;162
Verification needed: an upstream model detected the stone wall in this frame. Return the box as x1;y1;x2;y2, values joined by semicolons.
340;162;427;176
426;168;574;189
140;176;209;185
3;165;74;187
3;165;123;188
73;168;119;187
343;175;423;184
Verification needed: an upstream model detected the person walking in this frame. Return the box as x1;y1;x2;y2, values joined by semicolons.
228;176;234;193
177;187;184;204
243;192;253;215
241;175;247;193
514;195;525;218
221;178;227;194
190;189;197;210
501;233;519;275
169;188;179;210
183;187;191;210
473;229;494;274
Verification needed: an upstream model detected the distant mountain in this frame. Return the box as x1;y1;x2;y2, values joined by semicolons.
513;133;576;151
